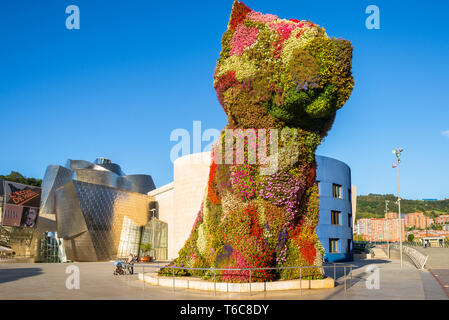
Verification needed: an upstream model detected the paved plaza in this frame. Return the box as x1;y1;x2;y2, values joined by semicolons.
0;253;447;300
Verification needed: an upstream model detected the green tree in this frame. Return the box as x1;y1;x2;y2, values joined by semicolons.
407;234;415;242
353;234;367;242
140;243;153;256
0;171;42;187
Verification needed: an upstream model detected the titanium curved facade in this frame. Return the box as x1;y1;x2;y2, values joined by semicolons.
316;155;354;262
39;158;165;262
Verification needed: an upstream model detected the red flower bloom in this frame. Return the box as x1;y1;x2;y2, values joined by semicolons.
229;1;253;31
214;71;239;112
207;162;221;205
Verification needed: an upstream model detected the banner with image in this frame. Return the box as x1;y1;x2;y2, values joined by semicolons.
2;204;39;228
4;181;41;207
2;204;23;227
2;181;41;228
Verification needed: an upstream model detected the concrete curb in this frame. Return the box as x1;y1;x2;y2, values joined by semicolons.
138;272;335;292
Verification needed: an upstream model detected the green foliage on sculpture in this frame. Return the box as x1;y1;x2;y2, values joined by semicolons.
159;0;354;282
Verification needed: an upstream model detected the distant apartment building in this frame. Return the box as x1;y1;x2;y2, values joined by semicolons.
385;211;398;219
435;215;449;224
408;229;449;238
404;212;433;229
356;217;405;242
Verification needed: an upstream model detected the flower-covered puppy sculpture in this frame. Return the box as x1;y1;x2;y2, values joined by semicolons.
160;0;354;282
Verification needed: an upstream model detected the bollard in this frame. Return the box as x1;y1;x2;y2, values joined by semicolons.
299;267;302;294
344;266;347;292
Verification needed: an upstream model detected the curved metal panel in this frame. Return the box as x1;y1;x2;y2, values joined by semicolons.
74;168;120;189
116;177;133;192
55;182;88;239
122;175;156;194
40;165;73;216
70;181;151;261
96;163;125;176
65;159;95;171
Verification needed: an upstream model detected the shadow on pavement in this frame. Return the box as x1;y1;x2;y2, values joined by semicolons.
323;259;390;283
0;268;43;284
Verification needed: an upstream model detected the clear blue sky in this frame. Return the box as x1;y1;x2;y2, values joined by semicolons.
1;0;448;200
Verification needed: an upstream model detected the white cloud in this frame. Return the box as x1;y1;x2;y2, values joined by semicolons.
442;130;449;138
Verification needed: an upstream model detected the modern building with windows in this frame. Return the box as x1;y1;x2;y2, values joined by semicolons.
315;155;354;262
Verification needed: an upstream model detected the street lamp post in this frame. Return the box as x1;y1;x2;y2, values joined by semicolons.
385;200;390;258
392;148;404;268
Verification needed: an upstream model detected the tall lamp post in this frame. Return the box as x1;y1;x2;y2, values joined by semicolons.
385;200;390;258
392;148;404;268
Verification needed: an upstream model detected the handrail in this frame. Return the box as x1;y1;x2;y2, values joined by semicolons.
128;262;357;295
391;244;428;269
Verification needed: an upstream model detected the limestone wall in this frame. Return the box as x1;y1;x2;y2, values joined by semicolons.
149;152;211;260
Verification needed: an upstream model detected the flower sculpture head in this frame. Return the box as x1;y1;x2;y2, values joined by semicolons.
214;0;354;136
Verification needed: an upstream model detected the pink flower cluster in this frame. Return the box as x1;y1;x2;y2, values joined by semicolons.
230;23;259;56
247;11;278;23
259;171;305;222
231;164;257;201
269;20;298;41
221;250;252;282
276;244;288;266
189;207;203;238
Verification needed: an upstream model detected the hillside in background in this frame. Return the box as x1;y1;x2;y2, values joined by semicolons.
0;171;42;187
356;194;449;221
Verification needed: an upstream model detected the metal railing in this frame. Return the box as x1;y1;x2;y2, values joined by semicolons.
128;262;357;295
405;241;449;248
391;244;428;269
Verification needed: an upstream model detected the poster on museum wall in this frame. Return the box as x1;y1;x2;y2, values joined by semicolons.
2;204;39;228
4;181;41;207
2;181;41;227
2;203;23;227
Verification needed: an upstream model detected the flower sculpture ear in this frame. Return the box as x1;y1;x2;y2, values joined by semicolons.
160;1;354;282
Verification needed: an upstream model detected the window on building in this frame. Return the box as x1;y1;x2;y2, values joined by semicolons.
329;239;339;253
331;211;341;225
347;239;352;253
333;184;342;199
348;188;351;202
348;214;352;228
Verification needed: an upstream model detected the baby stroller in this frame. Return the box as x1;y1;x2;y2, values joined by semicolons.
113;260;131;275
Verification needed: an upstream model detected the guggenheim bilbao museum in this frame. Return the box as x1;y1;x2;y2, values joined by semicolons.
1;153;355;263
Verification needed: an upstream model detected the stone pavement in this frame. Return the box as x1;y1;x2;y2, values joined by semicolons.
0;257;447;300
412;247;449;269
385;246;449;299
428;269;449;298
